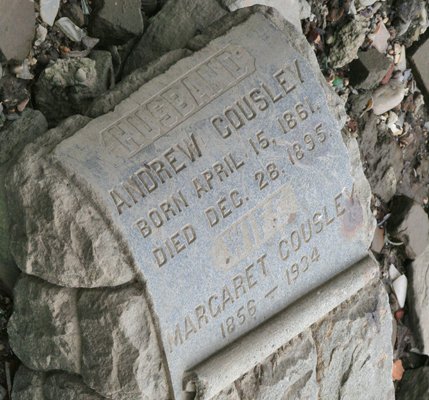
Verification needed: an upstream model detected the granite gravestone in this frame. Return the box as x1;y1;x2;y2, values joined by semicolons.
8;10;377;400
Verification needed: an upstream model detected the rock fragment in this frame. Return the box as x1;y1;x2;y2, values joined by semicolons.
409;36;429;102
40;0;61;26
8;275;81;374
123;0;227;75
0;0;35;61
89;0;144;45
349;48;392;89
329;17;370;68
387;196;429;260
372;79;406;115
397;366;429;400
408;245;429;354
78;285;169;399
11;366;44;400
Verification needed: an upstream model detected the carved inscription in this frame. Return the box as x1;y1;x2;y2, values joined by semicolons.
101;45;256;158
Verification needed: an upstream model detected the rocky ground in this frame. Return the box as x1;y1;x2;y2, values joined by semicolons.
1;0;429;398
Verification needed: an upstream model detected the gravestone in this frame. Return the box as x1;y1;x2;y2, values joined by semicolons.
7;7;392;400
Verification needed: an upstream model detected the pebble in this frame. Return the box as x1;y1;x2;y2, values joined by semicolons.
370;20;390;54
35;25;48;47
393;275;408;308
40;0;61;26
372;80;406;115
389;264;401;281
75;68;87;83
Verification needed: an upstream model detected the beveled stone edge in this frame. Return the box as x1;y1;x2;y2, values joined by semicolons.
185;253;381;399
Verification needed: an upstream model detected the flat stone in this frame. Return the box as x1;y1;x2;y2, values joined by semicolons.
349;48;392;90
89;0;144;44
123;0;227;75
397;366;429;400
0;0;35;61
7;11;376;398
408;245;429;354
78;285;169;399
410;36;429;102
11;366;44;400
8;275;81;373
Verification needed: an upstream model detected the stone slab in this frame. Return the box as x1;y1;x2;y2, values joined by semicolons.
410;37;429;101
35;13;370;399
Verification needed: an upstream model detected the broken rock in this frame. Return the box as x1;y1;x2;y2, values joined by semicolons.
8;275;81;374
123;0;227;75
89;0;144;45
349;48;392;90
397;366;429;400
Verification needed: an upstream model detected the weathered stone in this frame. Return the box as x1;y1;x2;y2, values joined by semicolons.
349;48;392;90
329;17;370;69
0;109;47;288
357;114;403;202
87;49;192;118
410;35;429;102
8;275;80;373
397;366;429;400
78;285;169;399
12;366;107;400
11;366;44;400
6;115;135;288
387;196;429;259
89;0;144;45
0;0;35;61
8;8;378;400
123;0;227;75
210;282;394;400
408;245;429;354
34;53;114;125
372;79;406;115
43;372;106;400
221;0;311;31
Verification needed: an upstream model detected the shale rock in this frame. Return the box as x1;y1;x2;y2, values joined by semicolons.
123;0;227;75
212;282;394;399
78;285;169;399
6;116;135;288
408;245;429;354
397;366;429;400
8;275;81;373
89;0;144;45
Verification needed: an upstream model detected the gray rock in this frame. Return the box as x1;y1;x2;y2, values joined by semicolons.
11;366;44;400
12;366;108;400
397;366;429;400
349;48;392;90
212;282;394;399
87;49;191;118
0;0;35;61
34;53;114;125
78;285;169;399
410;35;429;103
0;109;47;283
329;17;370;69
44;372;106;400
6;115;135;288
123;0;227;75
89;0;144;45
357;114;403;202
408;245;429;355
221;0;311;31
8;275;81;373
388;196;429;260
